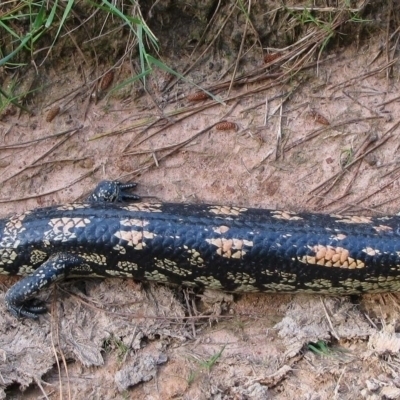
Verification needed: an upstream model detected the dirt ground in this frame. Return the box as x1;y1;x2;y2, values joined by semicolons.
2;0;400;399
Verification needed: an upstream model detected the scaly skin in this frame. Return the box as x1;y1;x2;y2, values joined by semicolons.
2;181;400;318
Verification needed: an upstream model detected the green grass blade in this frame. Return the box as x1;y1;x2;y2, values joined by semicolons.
32;2;47;30
46;0;59;28
0;20;21;39
52;0;75;44
107;69;151;96
0;34;32;66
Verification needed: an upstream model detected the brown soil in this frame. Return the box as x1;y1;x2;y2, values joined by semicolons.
2;1;400;399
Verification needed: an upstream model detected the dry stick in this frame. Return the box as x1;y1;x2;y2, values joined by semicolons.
123;102;238;159
123;96;235;151
0;167;99;203
263;95;269;126
92;97;223;142
377;94;400;108
284;42;318;74
0;157;88;186
123;122;220;157
189;0;222;58
316;139;372;204
49;308;63;400
95;54;330;143
32;378;50;400
308;135;392;198
42;84;87;109
314;194;388;215
99;52;329;149
123;83;260;147
215;35;318;92
218;42;259;82
342;161;361;197
162;1;237;94
0;125;83;150
275;104;283;160
285;116;380;152
380;164;400;179
338;170;400;214
130;61;172;123
286;4;368;12
31;129;81;167
226;14;341;85
371;192;400;211
183;289;197;339
239;53;332;90
341;134;379;197
220;100;241;120
50;298;72;400
241;91;290;113
120;118;168;153
320;297;340;341
329;59;398;93
227;0;251;97
0;128;82;186
125;67;306;155
91;115;162;141
315;119;400;199
186;21;337;99
200;72;283;95
334;368;347;400
313;192;353;211
343;90;389;119
390;32;400;76
219;61;310;106
66;29;89;67
119;125;220;182
83;84;97;121
385;0;393;81
64;288;239;322
282;9;347;70
267;81;304;125
31;157;88;168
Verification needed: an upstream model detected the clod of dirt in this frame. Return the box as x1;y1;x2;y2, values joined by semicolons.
368;326;400;355
114;353;168;392
275;296;373;358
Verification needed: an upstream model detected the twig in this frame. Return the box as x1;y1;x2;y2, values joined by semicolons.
0;125;83;150
333;367;347;400
343;90;390;119
31;129;80;166
377;94;400;107
285;117;380;152
338;170;400;214
263;96;269;126
183;289;197;339
275;103;283;160
0;167;99;203
308;134;392;197
189;0;222;58
329;59;398;93
228;0;251;97
311;194;386;215
320;297;340;341
49;294;67;400
0;128;83;186
368;192;400;212
286;1;368;13
162;1;237;93
123;123;220;157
